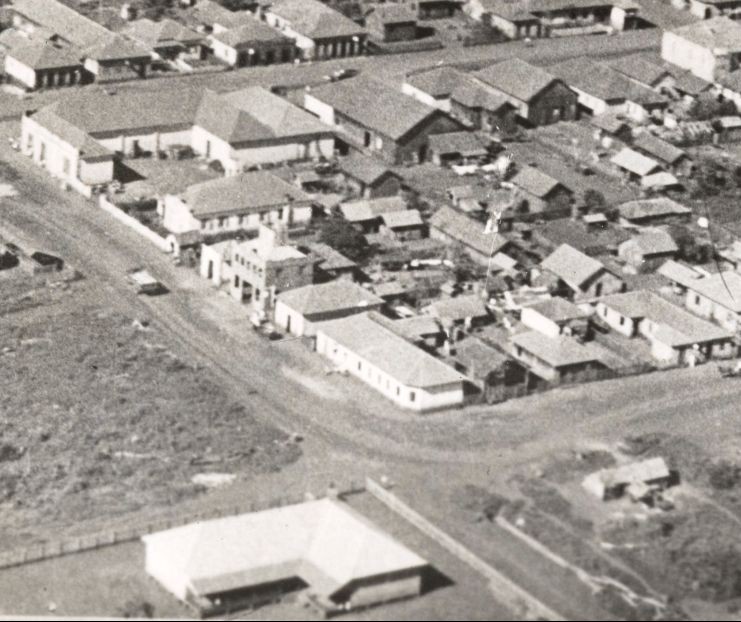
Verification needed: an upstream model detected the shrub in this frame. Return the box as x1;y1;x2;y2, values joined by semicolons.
708;460;741;490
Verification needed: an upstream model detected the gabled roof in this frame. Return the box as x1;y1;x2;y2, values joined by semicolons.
599;290;732;346
268;0;367;39
317;313;464;388
667;16;741;51
673;270;741;313
340;196;407;222
142;498;427;599
277;280;382;316
8;40;81;69
511;331;603;368
541;244;606;290
611;147;662;177
608;54;671;88
405;66;465;99
633;132;687;165
123;18;203;48
339;153;398;185
450;78;512;113
369;4;417;24
511;165;566;198
83;35;151;61
618;197;691;222
180;172;311;218
210;16;288;47
478;0;538;21
473;59;559;104
27;107;113;160
12;0;111;48
425;294;489;322
429;205;512;257
641;171;680;189
621;228;678;256
381;209;424;229
196;87;333;145
187;0;254;29
526;297;586;323
310;77;447;140
428;131;488;157
306;242;357;272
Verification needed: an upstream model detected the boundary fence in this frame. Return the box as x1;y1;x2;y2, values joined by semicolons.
365;477;566;621
0;480;365;571
99;195;171;253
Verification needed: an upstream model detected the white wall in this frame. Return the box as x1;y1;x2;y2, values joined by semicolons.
209;37;238;65
22;114;83;185
274;300;306;336
162;195;202;233
95;128;193;156
401;83;451;112
5;55;37;89
520;307;561;338
661;30;718;82
80;159;114;185
303;93;336;126
264;12;315;58
143;538;190;602
315;329;463;411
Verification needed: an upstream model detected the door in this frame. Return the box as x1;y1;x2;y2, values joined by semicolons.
286;314;292;334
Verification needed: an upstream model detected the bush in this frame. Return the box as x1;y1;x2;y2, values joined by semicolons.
708;460;741;490
118;599;154;619
318;212;371;263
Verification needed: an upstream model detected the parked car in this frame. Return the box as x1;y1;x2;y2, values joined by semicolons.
128;269;163;295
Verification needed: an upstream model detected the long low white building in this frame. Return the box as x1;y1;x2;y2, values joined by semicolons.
143;498;429;616
315;312;465;412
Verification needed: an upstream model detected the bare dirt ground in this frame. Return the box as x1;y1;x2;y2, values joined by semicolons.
0;277;300;550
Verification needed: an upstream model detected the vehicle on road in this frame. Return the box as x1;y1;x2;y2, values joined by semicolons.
128;269;163;295
719;363;741;378
323;68;359;82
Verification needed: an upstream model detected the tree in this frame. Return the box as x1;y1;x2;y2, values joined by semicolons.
582;189;607;213
318;212;370;263
689;94;738;121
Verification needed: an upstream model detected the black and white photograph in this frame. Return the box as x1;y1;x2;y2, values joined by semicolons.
0;0;740;619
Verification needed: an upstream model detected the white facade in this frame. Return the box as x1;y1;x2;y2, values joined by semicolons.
685;289;740;332
520;307;561;338
661;30;723;82
208;36;239;65
199;241;233;286
315;328;464;412
274;300;308;336
4;54;38;89
95;128;192;157
263;12;315;58
303;92;336;126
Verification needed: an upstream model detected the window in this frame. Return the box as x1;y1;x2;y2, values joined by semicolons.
409;391;416;403
277;208;284;219
695;295;701;305
358;361;362;371
619;316;625;326
62;157;70;176
364;131;371;147
396;386;400;396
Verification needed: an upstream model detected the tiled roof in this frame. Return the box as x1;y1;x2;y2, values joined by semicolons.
428;131;487;156
8;40;81;69
526;297;586;322
450;78;511;113
633;132;686;165
27;107;113;160
195;87;333;145
541;244;605;290
429;205;512;257
187;0;254;28
317;313;464;388
181;172;311;218
425;294;489;322
621;228;678;256
83;35;151;61
512;331;603;368
340;196;406;222
310;77;442;140
511;165;565;198
268;0;367;39
370;4;417;23
675;270;741;313
405;66;465;99
339;153;397;185
599;290;732;346
473;59;558;103
608;54;671;88
618;197;691;222
380;209;424;229
306;242;357;272
142;498;427;599
611;147;661;177
123;18;203;48
478;0;538;21
210;16;288;46
668;16;741;51
13;0;111;48
277;280;382;316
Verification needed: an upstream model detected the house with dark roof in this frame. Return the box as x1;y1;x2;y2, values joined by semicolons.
3;40;84;90
428;131;488;166
162;171;314;236
539;243;624;300
380;209;426;241
617;198;692;226
402;66;466;112
549;56;668;122
366;4;418;42
618;228;679;270
534;217;632;257
429;205;521;266
595;290;735;365
316;312;465;411
509;330;607;383
207;14;296;67
450;77;518;133
275;280;384;336
510;165;573;216
338;153;401;199
471;59;577;126
401;0;464;19
304;77;464;164
264;0;367;60
632;132;692;175
122;18;205;61
304;242;358;282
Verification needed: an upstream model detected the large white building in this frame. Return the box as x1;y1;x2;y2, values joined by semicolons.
315;312;465;412
20;85;335;195
143;498;429;616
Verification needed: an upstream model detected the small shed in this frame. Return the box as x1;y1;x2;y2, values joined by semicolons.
582;457;671;501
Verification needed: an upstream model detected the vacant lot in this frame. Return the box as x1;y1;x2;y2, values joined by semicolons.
0;276;300;550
